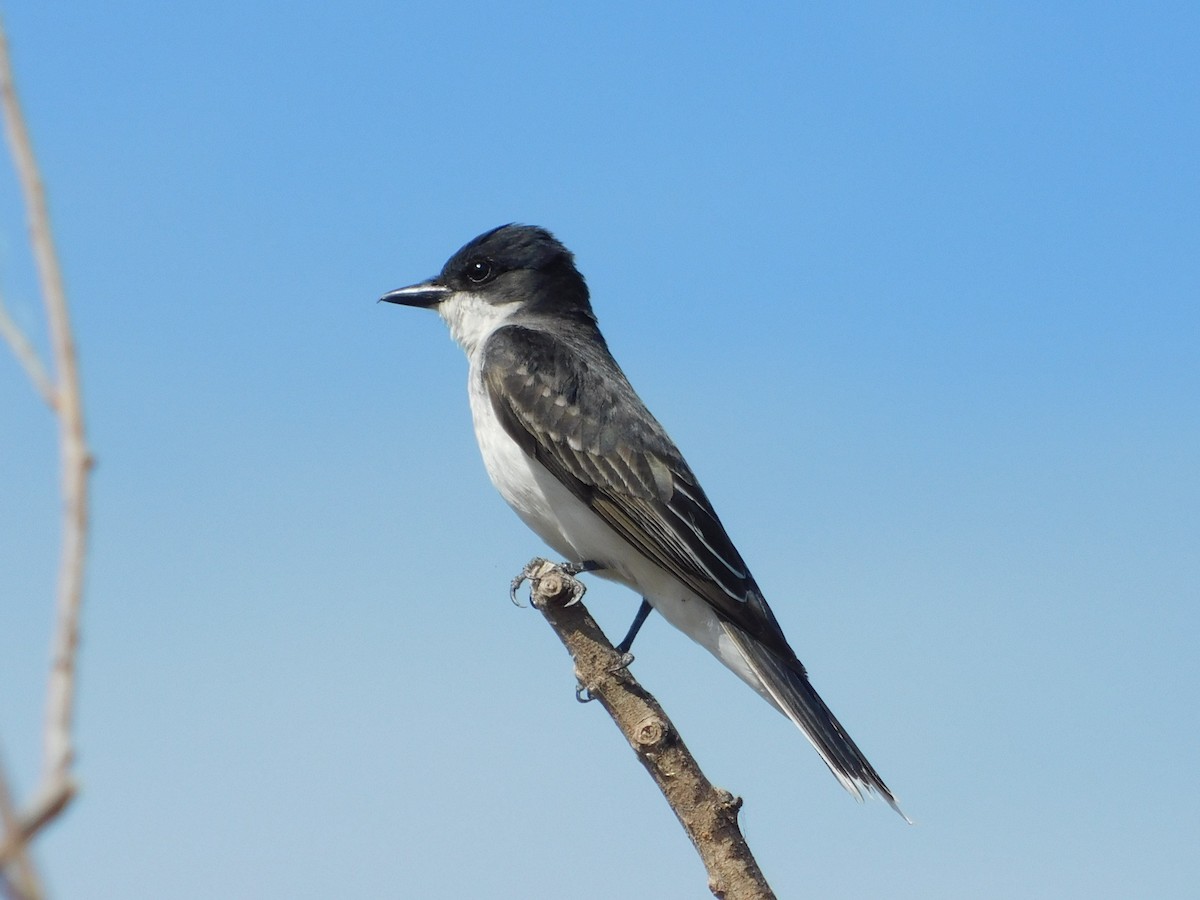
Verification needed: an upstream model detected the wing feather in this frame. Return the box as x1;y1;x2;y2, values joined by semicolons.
482;324;788;652
481;324;903;813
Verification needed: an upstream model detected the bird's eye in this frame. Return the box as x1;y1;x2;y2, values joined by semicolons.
466;258;494;284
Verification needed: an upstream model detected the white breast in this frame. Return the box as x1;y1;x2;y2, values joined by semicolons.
453;310;769;710
466;365;576;556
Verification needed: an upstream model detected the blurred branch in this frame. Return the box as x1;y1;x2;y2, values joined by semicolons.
0;299;54;406
518;559;777;900
0;16;91;892
0;756;43;900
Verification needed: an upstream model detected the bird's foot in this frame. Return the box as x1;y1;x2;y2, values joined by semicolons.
509;559;545;607
574;650;635;703
510;557;592;608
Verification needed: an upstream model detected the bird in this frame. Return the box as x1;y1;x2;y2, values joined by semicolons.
381;224;905;817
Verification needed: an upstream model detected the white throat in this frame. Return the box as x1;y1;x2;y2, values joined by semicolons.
437;292;521;357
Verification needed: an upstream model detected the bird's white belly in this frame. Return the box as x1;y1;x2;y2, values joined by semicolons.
466;365;766;699
467;369;576;558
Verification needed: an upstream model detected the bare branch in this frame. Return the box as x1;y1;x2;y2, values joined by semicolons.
0;782;73;870
519;559;778;900
0;298;55;407
0;14;91;873
0;751;44;900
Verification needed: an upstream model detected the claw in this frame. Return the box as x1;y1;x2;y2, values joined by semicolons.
509;571;528;607
562;577;587;607
509;557;591;608
510;557;552;607
573;652;631;704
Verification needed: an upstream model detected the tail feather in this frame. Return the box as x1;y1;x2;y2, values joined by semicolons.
724;624;910;822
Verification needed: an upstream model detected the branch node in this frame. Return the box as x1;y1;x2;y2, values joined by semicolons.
536;571;568;604
633;715;669;749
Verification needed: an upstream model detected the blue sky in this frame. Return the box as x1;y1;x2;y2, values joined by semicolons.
1;3;1197;897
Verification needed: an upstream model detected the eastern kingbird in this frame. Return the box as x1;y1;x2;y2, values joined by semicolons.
382;224;904;817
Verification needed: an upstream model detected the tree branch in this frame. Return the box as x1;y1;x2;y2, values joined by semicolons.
518;558;777;900
0;21;92;799
0;299;55;408
0;15;91;886
0;754;43;900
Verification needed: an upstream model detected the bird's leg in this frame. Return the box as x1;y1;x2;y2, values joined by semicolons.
616;598;654;655
561;559;604;576
577;598;655;702
510;558;629;704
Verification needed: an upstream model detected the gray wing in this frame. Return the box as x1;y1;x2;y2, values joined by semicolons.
482;324;791;655
484;324;903;813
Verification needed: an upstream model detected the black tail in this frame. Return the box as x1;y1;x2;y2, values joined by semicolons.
725;624;909;821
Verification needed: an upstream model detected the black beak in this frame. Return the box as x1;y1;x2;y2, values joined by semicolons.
379;280;451;309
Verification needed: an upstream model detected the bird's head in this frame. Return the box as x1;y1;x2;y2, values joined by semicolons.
381;224;596;352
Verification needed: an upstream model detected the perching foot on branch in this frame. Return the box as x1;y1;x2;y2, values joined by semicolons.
520;559;777;900
510;556;590;608
575;648;637;704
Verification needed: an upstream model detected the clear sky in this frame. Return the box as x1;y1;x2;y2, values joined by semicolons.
1;3;1197;898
